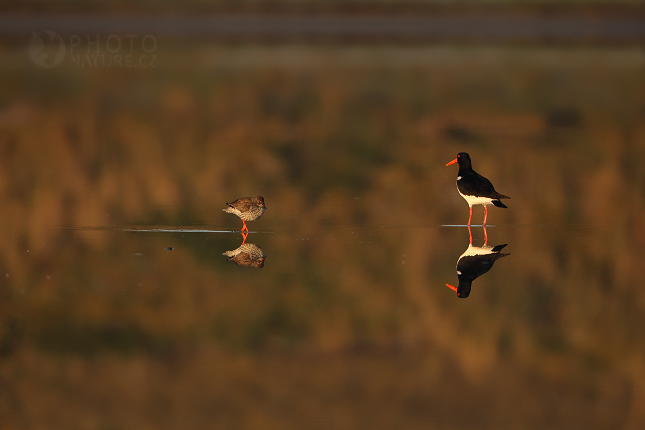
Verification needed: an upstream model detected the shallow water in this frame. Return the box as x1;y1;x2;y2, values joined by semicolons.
1;41;644;429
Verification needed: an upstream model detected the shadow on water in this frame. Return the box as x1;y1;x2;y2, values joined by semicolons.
445;225;511;298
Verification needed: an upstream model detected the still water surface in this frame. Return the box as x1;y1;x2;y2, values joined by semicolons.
0;43;644;429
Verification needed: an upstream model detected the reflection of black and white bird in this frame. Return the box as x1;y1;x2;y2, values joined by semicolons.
446;153;510;226
223;196;266;233
223;243;266;268
446;243;510;298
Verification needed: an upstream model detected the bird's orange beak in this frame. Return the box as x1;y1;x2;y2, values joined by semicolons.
446;158;458;166
445;284;457;292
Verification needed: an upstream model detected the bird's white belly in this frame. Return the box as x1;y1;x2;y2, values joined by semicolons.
458;190;495;207
459;244;496;258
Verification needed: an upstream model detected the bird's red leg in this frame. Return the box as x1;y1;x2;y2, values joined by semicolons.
467;207;473;226
483;206;488;227
241;220;248;233
483;224;488;246
241;231;248;244
468;224;473;245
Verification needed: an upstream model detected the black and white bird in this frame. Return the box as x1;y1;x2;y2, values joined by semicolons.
446;243;510;298
446;153;510;226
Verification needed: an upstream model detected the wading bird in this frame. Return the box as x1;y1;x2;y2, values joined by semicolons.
223;196;266;236
446;153;510;226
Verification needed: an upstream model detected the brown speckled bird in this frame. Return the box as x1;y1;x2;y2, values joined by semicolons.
223;243;266;268
222;196;266;233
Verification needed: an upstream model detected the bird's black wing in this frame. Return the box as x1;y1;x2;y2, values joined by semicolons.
458;171;510;200
457;253;510;281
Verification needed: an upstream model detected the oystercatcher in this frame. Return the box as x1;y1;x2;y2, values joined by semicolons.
446;153;510;226
223;196;266;235
446;242;510;298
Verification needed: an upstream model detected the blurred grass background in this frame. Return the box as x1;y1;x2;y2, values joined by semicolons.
1;7;645;430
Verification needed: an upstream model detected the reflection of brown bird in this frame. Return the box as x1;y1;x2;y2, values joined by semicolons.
223;243;266;268
222;196;266;233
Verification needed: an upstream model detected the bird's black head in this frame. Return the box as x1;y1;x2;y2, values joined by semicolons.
255;196;266;208
446;152;472;170
456;280;472;298
445;280;472;298
456;152;472;169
